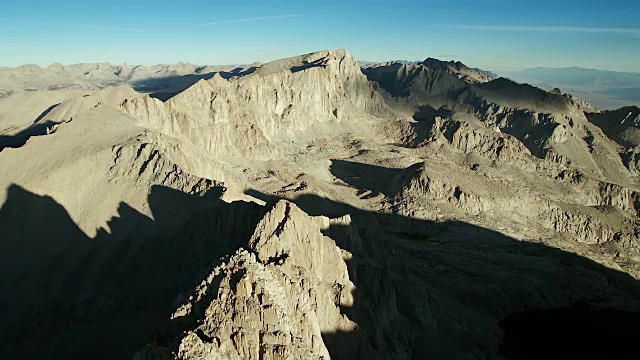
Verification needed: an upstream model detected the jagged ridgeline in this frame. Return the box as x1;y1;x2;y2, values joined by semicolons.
1;49;640;359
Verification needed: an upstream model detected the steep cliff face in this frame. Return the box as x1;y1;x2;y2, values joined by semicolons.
121;50;391;161
586;106;640;175
586;106;640;148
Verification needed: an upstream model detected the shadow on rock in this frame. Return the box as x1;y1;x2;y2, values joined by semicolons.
0;184;265;359
2;181;640;359
246;188;640;360
131;67;257;101
329;159;413;198
0;120;60;152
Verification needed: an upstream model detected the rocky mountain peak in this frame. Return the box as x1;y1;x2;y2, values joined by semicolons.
421;57;496;83
249;49;358;78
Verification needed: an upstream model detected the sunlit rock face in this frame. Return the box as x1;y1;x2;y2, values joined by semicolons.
173;201;363;360
120;50;391;161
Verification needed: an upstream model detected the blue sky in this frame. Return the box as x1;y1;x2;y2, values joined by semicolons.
1;0;639;72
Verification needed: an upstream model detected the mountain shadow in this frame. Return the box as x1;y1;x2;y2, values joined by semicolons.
246;188;640;360
32;103;61;123
131;67;257;101
0;184;265;359
2;183;640;359
0;120;60;151
291;57;329;73
329;159;410;197
412;104;454;122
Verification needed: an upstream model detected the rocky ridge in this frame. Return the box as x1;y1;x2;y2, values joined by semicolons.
120;50;393;162
0;62;248;99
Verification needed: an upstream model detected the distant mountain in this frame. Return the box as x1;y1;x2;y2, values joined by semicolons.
358;60;420;67
421;58;498;83
502;67;640;110
0;62;251;100
363;57;498;86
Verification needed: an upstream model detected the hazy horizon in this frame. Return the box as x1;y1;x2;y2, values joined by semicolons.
2;0;639;73
4;53;640;76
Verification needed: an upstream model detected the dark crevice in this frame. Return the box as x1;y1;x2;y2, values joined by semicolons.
271;203;291;237
195;329;214;343
138;149;159;176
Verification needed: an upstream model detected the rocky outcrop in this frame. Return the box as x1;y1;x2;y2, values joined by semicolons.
623;148;640;175
586;107;640;174
586;106;640;148
172;201;365;360
543;204;639;247
388;160;640;249
431;116;534;161
109;137;223;196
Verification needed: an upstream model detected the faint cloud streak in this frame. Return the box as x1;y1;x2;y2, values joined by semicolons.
193;14;304;28
435;24;640;37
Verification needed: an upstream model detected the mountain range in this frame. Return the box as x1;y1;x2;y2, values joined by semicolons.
1;49;640;359
502;66;640;110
